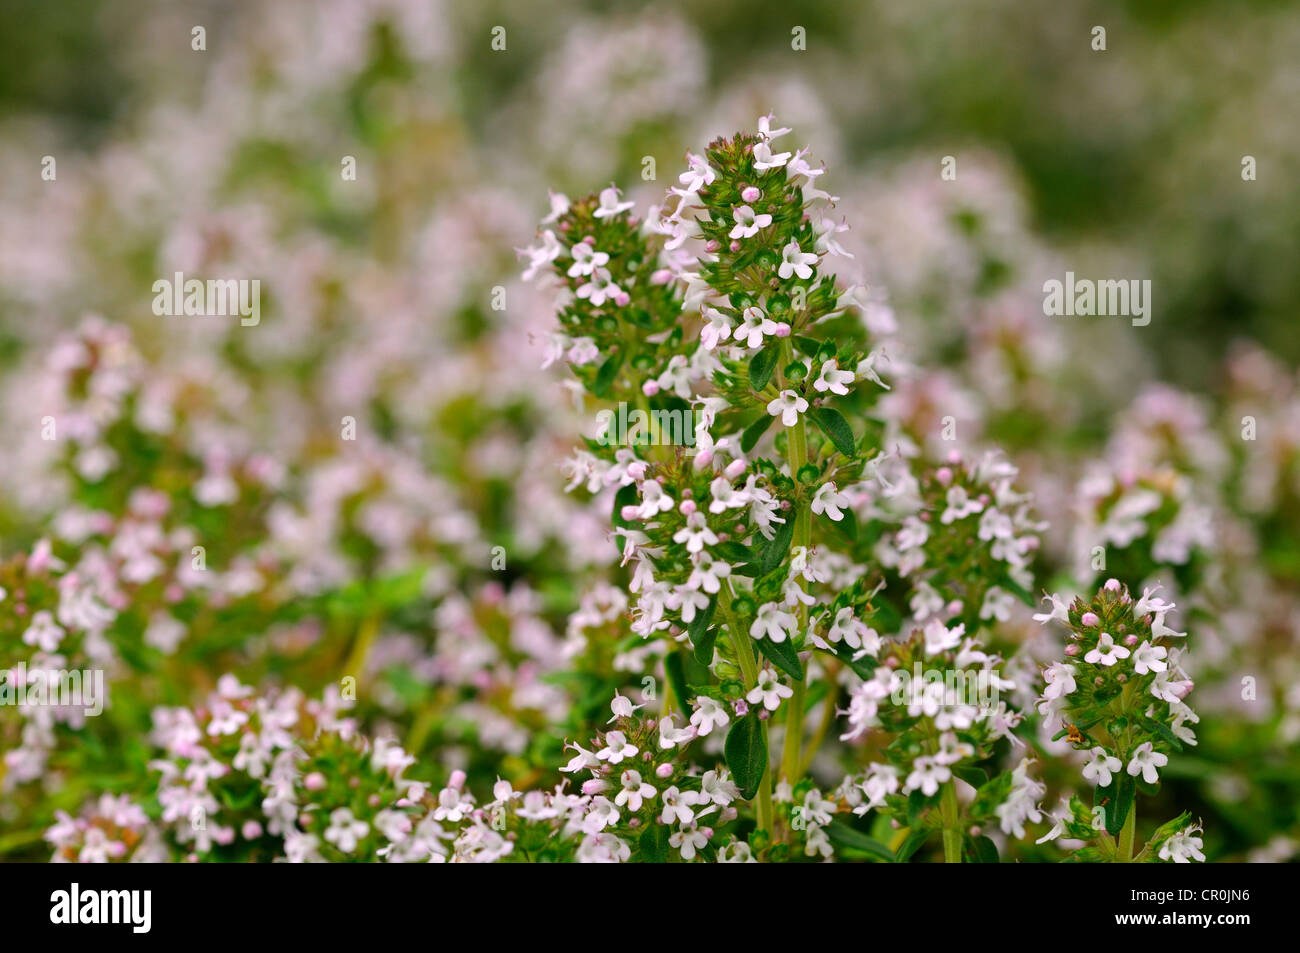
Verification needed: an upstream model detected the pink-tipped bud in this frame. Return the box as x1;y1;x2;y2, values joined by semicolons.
651;268;672;285
642;379;661;397
1104;578;1122;592
304;772;326;792
1064;644;1080;657
724;459;747;480
242;820;263;840
1123;633;1139;646
729;240;741;252
705;239;721;253
620;505;639;521
655;762;674;779
581;778;608;795
935;467;953;486
449;769;467;789
1081;612;1100;627
734;699;749;717
774;322;791;338
741;186;761;202
679;499;697;516
946;450;962;465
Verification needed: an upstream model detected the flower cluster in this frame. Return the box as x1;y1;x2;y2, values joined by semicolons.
1033;580;1202;861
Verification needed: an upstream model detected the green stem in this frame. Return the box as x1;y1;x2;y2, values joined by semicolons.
720;590;773;836
941;783;962;863
778;338;812;790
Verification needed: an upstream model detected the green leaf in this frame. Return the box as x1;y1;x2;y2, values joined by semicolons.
748;346;778;391
906;790;930;829
756;636;803;680
593;351;623;397
895;829;931;862
807;406;856;458
665;651;691;708
638;822;670;863
1107;772;1136;836
824;822;895;862
689;597;719;665
715;541;751;563
724;714;768;800
740;412;775;453
756;517;795;575
1138;716;1185;753
953;766;989;790
965;834;999;863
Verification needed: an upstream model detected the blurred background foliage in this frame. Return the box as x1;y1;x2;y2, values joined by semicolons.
3;0;1297;384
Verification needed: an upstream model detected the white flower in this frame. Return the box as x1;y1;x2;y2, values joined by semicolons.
567;242;610;277
810;481;849;521
583;796;620;833
669;822;709;860
657;714;695;749
904;756;950;797
593;185;635;218
753;141;791;170
687;551;732;593
824;606;877;653
750;602;797;643
672;511;718;554
1126;742;1169;784
1081;747;1122;787
700;307;733;349
729;204;772;239
608;692;642;721
659;786;703;825
922;618;965;656
1032;592;1071;625
699;770;740;806
934;732;974;766
854;764;900;811
1151;611;1187;639
597;730;638;764
323;808;369;854
736;306;777;348
575;267;623;307
1084;633;1130;666
940;485;983;524
614;770;656;811
1131;641;1168;675
746;668;793;711
21;610;65;652
757;114;791;140
979;586;1016;622
1158;823;1206;863
679;153;716;192
777;240;817;280
1133;585;1175;617
767;390;808;427
1042;662;1077;701
690;696;731;736
813;359;854;396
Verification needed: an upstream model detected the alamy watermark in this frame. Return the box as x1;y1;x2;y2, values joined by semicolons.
890;663;1002;709
0;663;105;716
152;272;261;326
596;402;696;447
1042;271;1151;326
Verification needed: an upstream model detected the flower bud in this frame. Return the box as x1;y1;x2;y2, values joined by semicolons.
741;186;761;202
1081;612;1100;627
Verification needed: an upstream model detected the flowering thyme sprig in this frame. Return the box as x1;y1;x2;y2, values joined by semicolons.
1034;579;1203;862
